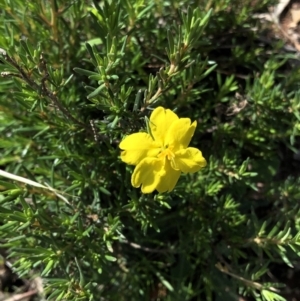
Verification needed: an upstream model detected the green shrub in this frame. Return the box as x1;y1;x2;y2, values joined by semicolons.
0;0;300;300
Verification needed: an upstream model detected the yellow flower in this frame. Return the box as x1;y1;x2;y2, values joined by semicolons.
119;107;207;193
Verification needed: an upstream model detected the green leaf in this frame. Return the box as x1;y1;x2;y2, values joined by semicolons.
104;255;116;262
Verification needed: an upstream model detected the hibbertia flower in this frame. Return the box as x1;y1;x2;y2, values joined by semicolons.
119;106;207;193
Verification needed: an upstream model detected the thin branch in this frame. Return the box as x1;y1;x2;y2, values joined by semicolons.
121;238;177;254
1;50;86;128
3;289;37;301
215;261;280;293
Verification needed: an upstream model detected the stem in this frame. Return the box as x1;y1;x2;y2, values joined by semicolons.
148;87;162;104
216;261;280;293
50;0;59;43
216;262;263;290
3;52;85;128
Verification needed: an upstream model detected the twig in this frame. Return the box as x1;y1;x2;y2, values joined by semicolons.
215;257;280;293
37;53;86;127
0;49;86;128
122;239;176;254
3;289;37;301
0;49;111;143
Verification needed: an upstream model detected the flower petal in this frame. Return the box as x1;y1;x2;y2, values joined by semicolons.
165;118;197;151
149;107;178;145
120;132;160;165
155;160;181;193
131;157;166;193
172;147;207;173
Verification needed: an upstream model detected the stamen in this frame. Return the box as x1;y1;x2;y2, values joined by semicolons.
158;145;175;161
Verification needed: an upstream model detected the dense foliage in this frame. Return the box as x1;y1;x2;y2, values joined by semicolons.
1;0;300;300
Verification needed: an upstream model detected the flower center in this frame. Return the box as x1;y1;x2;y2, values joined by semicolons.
158;145;175;161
